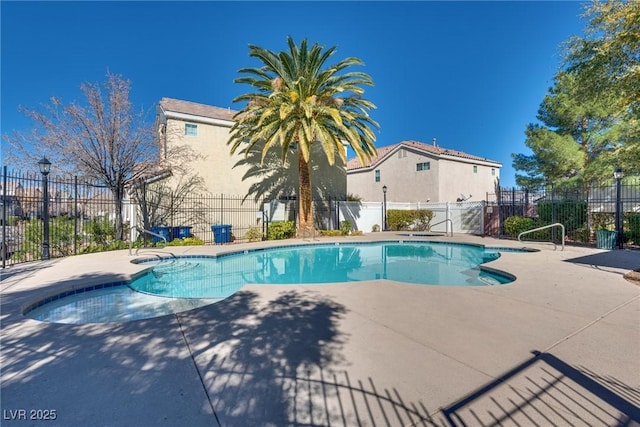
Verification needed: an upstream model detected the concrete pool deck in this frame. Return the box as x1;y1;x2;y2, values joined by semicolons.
1;234;639;426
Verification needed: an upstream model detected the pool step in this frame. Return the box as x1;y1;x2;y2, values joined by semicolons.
152;260;200;277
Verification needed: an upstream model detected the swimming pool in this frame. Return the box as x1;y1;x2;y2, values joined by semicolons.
24;241;520;324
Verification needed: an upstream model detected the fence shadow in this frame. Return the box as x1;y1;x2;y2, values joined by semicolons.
440;350;640;426
178;289;434;426
563;250;640;273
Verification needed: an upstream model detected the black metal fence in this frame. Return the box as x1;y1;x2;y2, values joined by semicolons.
494;178;640;246
1;165;345;267
1;167;123;267
4;164;635;267
138;185;267;245
0;167;277;266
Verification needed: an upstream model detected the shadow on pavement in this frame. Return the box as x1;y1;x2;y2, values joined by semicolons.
179;289;435;426
564;249;640;275
440;350;640;426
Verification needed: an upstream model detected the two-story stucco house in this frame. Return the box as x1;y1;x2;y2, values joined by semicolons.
347;139;501;203
156;97;250;195
156;97;347;201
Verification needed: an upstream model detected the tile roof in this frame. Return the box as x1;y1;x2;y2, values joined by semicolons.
159;97;238;121
347;140;501;171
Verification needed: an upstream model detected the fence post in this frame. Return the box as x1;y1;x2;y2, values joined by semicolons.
220;194;224;225
128;194;137;244
551;183;557;242
74;176;78;255
2;166;7;268
480;200;485;236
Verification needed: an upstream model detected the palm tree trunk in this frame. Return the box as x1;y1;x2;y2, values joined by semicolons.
298;152;313;236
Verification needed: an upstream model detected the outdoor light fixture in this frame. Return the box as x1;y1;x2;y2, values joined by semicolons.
38;156;51;260
38;157;51;176
382;185;388;232
614;167;623;249
613;167;623;180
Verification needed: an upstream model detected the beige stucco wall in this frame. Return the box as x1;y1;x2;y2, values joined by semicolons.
438;158;499;202
162;116;347;200
347;147;440;202
164;118;252;196
347;147;500;203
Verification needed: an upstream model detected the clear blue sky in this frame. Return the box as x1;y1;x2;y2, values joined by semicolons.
1;1;586;187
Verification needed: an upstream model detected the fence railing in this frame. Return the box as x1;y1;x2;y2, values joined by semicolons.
4;165;636;267
1;167;129;267
495;179;640;246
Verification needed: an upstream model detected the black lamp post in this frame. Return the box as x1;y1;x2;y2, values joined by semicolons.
382;185;388;231
614;167;623;249
38;157;51;260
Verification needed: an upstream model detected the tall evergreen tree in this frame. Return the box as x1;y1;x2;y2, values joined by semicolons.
512;72;620;187
565;0;640;176
513;0;639;186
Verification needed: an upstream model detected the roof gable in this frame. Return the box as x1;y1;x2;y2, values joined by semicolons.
159;97;237;122
347;140;501;171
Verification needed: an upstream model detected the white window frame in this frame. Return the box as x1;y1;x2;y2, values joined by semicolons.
185;123;198;136
416;162;430;172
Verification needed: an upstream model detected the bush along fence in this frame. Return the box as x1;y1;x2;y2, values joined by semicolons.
0;167;270;267
3;164;636;267
495;178;640;248
0;167;136;267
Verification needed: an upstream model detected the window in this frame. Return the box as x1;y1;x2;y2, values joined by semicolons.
473;165;478;173
416;162;430;171
398;149;407;158
185;123;198;136
491;168;496;176
374;169;380;182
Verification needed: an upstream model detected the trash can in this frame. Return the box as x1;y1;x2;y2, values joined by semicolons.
150;226;171;243
211;224;232;244
595;229;618;250
172;226;193;239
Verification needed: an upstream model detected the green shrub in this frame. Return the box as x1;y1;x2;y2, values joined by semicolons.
268;221;296;240
85;217;115;245
591;212;614;230
166;237;204;246
371;224;380;232
537;200;587;235
319;230;343;237
2;215;19;226
624;213;640;244
245;227;263;242
17;216;76;260
414;209;435;231
570;227;591;243
79;240;139;254
504;216;534;239
387;209;434;231
340;220;353;235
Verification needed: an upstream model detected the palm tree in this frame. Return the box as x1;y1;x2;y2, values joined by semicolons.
228;37;379;235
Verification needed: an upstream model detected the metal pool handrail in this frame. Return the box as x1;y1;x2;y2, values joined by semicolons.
129;226;168;256
429;219;453;237
518;223;565;251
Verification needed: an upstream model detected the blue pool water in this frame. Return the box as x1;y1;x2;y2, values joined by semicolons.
25;286;219;324
25;241;519;324
129;242;512;299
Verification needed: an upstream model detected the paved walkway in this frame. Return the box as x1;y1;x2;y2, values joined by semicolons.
1;234;639;426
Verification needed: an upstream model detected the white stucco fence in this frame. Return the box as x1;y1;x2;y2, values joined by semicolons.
338;201;485;234
265;200;487;235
